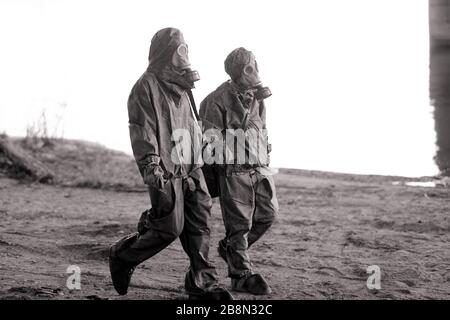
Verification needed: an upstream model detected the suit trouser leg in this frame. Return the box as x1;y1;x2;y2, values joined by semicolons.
180;169;219;294
115;178;184;266
247;172;278;248
219;173;255;278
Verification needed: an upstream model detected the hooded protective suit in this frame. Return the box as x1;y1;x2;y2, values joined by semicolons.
199;48;278;284
111;28;220;296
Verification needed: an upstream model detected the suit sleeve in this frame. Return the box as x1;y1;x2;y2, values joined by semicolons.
128;80;159;176
258;100;272;156
199;96;230;166
199;96;225;131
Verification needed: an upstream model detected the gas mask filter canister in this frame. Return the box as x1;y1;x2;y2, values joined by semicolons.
254;85;272;100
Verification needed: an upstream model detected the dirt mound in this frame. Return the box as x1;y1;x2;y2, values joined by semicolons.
0;136;145;192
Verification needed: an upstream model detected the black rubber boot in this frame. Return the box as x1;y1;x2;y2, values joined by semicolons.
231;273;271;295
109;247;135;295
109;233;138;295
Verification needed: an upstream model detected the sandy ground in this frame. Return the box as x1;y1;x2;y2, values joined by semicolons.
0;169;449;300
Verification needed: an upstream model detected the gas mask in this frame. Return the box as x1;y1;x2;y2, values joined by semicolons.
241;62;272;100
170;43;200;89
226;48;272;101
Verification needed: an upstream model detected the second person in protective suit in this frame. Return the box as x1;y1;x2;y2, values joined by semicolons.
199;47;279;295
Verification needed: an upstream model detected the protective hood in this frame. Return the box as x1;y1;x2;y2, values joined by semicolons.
147;28;199;91
224;47;261;89
224;47;271;100
148;28;187;71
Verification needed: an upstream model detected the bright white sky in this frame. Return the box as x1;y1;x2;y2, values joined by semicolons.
0;0;437;177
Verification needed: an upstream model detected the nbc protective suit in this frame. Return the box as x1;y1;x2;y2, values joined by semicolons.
109;28;231;300
199;47;279;295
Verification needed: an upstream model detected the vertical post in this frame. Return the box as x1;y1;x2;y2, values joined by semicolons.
429;0;450;176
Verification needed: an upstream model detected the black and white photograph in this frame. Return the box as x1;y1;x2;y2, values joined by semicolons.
0;0;449;306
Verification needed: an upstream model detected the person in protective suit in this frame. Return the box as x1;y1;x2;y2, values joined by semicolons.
109;27;232;300
199;47;279;295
